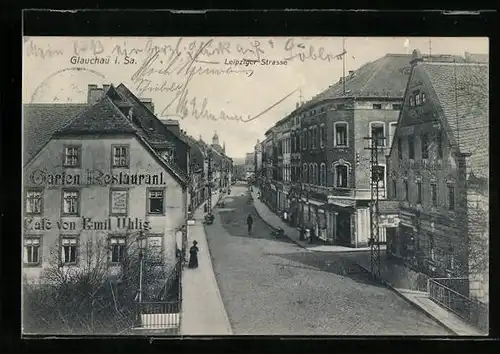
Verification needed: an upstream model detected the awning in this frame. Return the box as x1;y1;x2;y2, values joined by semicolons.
326;194;356;208
301;197;326;207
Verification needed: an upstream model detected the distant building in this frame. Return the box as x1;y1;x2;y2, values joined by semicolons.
254;139;263;177
244;152;255;179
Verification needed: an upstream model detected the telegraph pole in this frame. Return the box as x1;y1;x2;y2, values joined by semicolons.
364;135;383;279
342;37;346;95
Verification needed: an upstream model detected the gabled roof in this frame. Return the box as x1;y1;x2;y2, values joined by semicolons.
300;54;413;110
419;61;489;180
24;84;190;186
23;103;89;164
56;95;137;135
115;84;182;145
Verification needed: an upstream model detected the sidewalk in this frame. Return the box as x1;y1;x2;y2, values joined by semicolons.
353;252;486;336
180;194;232;336
251;188;383;253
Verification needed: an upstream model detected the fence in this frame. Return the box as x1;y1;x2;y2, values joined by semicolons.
428;277;488;332
135;301;181;331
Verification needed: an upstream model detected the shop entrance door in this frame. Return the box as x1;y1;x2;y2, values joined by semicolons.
386;227;397;256
336;211;351;246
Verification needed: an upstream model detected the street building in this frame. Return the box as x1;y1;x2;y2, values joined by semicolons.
254;139;263;177
23;84;190;282
385;50;489;306
261;54;412;246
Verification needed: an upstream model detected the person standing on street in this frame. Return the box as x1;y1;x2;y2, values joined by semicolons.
246;214;254;235
188;240;199;268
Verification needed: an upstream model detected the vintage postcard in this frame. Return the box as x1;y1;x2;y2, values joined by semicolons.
22;36;489;336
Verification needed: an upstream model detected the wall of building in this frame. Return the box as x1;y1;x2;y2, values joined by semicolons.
353;99;401;192
325;100;355;188
23;135;185;281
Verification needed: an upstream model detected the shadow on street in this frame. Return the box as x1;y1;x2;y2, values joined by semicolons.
269;251;385;288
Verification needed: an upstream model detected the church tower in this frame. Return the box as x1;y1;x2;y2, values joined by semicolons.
212;131;219;146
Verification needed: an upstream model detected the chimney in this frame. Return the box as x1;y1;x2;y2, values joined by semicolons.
160;118;180;136
87;84;104;104
140;98;155;113
103;84;110;92
348;70;354;76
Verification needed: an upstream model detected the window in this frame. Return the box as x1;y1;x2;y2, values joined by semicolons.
25;189;43;214
112;145;129;167
389;122;397;147
372;165;385;189
109;236;126;263
392;104;402;110
370;122;385;146
421;92;426;103
409;96;415;107
335;165;348;188
372;104;382;110
110;189;128;215
416;181;422;204
24;237;41;265
62;190;80;215
320;163;327;187
302;129;308;150
437;131;443;159
404;180;409;201
398;138;403;160
61;237;78;265
421;133;429;159
408;135;415;159
431;183;438;207
309;163;313;183
392;179;397;198
314;164;319;185
320;125;325;148
63;146;81;167
148;189;165;214
334;122;348;147
415;92;421;105
302;164;308;182
448;185;455;210
308;129;313;149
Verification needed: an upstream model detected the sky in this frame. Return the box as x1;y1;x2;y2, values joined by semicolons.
23;37;488;158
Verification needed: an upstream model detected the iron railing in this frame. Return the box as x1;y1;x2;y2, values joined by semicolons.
135;301;181;331
428;278;488;332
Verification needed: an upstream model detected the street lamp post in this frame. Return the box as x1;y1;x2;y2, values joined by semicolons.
137;231;147;303
134;230;147;327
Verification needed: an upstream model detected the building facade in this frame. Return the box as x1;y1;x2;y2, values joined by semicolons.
386;50;489;304
23;84;190;282
262;54;411;246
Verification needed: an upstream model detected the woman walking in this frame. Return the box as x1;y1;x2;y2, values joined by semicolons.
188;240;199;268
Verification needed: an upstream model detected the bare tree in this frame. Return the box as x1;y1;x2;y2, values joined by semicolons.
23;233;176;334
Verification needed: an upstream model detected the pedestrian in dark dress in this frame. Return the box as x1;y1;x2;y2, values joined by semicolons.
247;214;253;234
188;241;199;268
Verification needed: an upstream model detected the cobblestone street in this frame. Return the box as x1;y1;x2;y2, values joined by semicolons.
204;185;451;335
